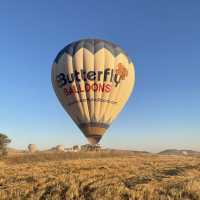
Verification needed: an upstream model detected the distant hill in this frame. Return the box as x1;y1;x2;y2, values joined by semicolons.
158;149;200;156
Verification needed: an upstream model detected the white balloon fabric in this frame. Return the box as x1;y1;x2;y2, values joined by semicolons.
52;39;135;144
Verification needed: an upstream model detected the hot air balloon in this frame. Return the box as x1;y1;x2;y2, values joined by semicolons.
52;39;135;145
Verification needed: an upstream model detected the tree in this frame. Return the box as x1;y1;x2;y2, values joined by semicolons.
0;133;11;156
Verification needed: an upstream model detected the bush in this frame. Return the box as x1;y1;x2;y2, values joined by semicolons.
0;133;11;156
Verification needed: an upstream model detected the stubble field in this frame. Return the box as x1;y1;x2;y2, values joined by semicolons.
0;152;200;200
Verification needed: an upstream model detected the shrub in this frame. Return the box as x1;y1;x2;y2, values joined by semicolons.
0;133;11;156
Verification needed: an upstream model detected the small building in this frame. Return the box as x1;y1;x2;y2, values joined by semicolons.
65;147;73;152
56;145;65;151
81;144;101;151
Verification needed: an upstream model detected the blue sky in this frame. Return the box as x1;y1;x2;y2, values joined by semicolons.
0;1;199;152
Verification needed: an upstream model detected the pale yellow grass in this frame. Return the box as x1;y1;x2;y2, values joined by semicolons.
0;152;200;200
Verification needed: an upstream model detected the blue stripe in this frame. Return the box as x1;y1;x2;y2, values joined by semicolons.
54;39;132;64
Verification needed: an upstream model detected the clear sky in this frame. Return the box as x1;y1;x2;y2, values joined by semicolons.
0;1;199;152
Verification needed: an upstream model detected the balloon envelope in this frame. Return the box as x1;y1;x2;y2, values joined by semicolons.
52;39;135;144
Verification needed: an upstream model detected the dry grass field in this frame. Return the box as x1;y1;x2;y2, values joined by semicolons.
0;151;200;200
